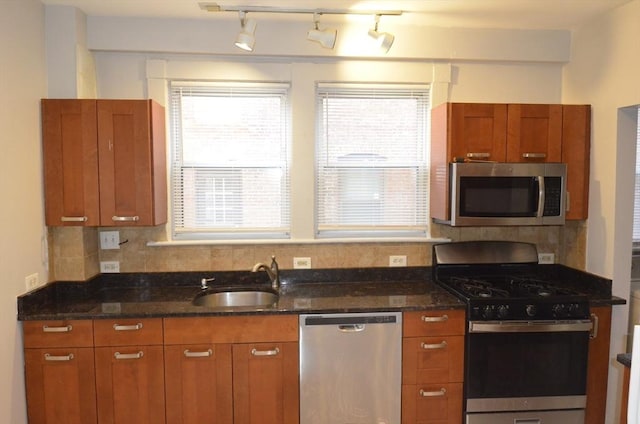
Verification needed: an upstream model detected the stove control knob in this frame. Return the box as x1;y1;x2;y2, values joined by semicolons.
568;303;582;317
496;305;509;319
525;304;537;317
552;304;567;318
482;305;494;320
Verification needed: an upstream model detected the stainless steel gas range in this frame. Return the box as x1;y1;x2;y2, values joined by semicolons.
432;241;594;424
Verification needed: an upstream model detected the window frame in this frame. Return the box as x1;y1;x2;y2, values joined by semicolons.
169;81;291;241
314;83;431;239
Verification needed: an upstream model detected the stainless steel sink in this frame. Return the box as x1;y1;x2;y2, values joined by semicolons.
193;289;278;308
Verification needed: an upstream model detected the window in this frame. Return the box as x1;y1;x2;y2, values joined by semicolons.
315;84;430;238
170;82;290;239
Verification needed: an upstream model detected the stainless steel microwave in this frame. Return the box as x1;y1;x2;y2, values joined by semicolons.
443;162;567;226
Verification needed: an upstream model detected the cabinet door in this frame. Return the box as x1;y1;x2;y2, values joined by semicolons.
42;99;99;226
562;104;591;220
24;347;97;424
164;344;233;424
449;103;508;162
401;383;463;424
506;104;563;162
95;345;166;424
585;306;612;424
232;342;299;424
97;100;167;226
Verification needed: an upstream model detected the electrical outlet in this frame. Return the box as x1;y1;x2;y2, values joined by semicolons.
538;253;555;264
389;255;407;267
24;273;40;291
100;261;120;273
100;231;120;250
293;257;312;269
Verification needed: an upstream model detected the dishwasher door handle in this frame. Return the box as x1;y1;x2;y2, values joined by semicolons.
338;324;365;332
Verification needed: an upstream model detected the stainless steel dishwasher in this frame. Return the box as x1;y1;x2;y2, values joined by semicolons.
299;312;402;424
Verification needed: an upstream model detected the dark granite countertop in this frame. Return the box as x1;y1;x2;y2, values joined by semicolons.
617;353;632;368
17;267;464;320
16;265;624;321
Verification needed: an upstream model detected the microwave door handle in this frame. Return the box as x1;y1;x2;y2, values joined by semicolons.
536;176;545;218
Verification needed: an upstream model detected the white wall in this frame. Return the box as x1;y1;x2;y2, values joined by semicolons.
563;0;640;422
0;0;47;422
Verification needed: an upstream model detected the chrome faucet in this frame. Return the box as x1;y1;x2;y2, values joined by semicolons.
251;255;280;290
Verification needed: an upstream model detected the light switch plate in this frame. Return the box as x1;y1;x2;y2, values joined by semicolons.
100;231;120;250
293;257;312;269
389;255;407;267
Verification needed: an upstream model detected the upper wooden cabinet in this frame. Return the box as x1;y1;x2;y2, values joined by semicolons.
430;102;591;220
42;99;167;227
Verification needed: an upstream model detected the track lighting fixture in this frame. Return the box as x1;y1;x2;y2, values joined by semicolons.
234;11;256;52
368;14;394;53
307;13;337;49
199;3;402;53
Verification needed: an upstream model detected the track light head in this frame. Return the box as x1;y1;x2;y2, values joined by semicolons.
235;11;256;52
307;14;337;49
368;14;394;53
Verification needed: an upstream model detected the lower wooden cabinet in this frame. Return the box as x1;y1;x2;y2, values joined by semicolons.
23;320;96;424
402;383;463;424
585;306;613;424
164;344;234;424
94;345;166;424
24;347;97;424
402;310;465;424
232;342;299;424
164;315;299;424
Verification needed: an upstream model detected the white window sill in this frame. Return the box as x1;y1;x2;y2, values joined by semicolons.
146;237;450;247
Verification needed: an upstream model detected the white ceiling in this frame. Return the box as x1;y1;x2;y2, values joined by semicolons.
40;0;633;30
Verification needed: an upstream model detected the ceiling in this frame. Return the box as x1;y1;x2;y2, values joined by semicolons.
40;0;633;30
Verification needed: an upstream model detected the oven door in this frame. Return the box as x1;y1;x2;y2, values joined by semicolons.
466;320;591;413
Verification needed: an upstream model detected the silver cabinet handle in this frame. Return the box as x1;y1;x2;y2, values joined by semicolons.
113;323;143;331
466;152;490;159
184;349;213;358
421;315;448;323
114;351;144;360
112;215;140;222
590;313;599;339
43;324;73;333
522;153;547;159
251;347;279;357
419;388;447;397
421;341;448;350
44;353;74;361
60;216;88;222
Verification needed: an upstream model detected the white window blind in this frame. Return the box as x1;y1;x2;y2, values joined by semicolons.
170;82;290;239
634;107;640;243
315;83;430;238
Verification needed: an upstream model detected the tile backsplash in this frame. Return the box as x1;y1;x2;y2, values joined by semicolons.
48;221;587;281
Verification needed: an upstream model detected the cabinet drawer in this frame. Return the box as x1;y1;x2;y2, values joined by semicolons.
23;320;94;348
402;335;464;384
402;383;463;424
164;315;298;345
403;310;465;337
94;318;163;346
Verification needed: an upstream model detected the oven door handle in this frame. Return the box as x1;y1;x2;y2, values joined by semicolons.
469;320;593;333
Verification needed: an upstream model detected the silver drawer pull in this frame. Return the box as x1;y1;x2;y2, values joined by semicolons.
184;349;213;358
112;215;140;222
421;341;448;350
522;153;547;159
419;388;447;397
44;353;74;361
113;323;143;331
114;351;144;360
60;216;88;222
251;347;279;357
466;152;490;159
42;324;73;333
421;315;448;323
